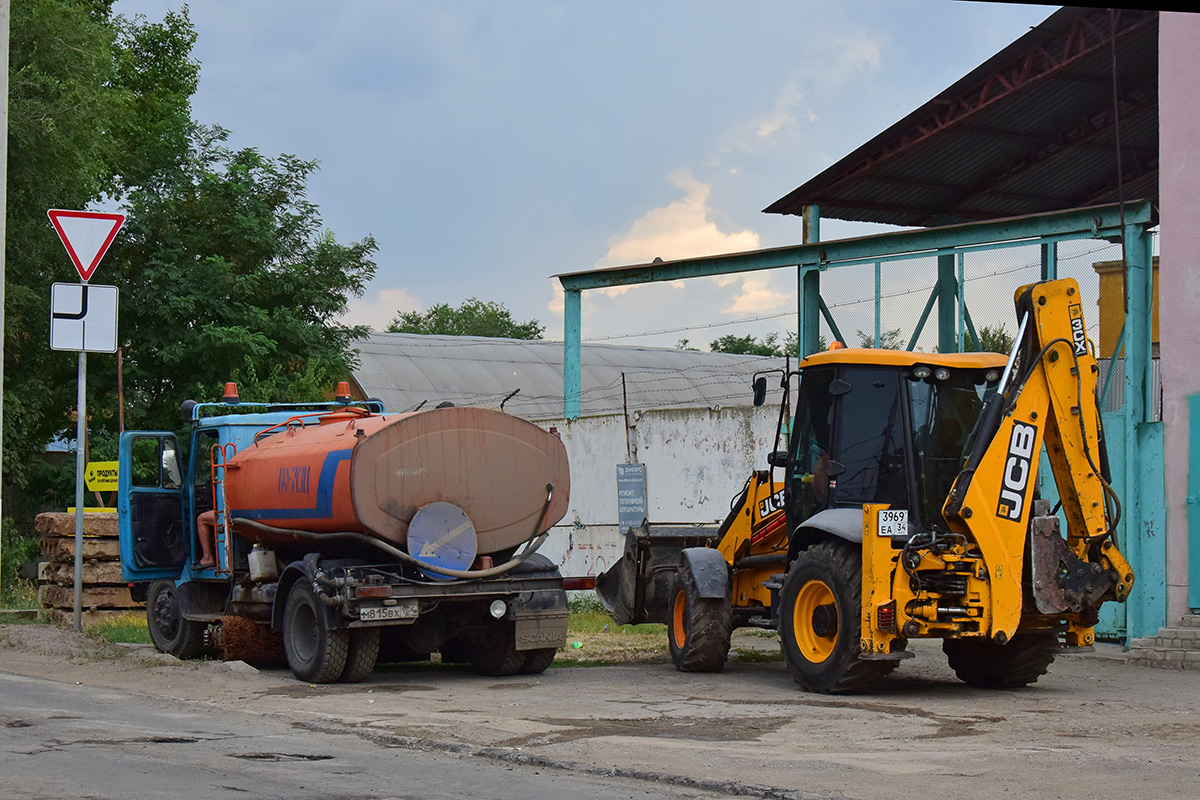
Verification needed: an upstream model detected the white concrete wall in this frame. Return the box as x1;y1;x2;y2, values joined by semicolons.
1159;13;1200;620
535;406;782;577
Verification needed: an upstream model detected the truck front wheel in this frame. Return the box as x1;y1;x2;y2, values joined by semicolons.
779;540;894;694
283;582;349;683
147;580;206;659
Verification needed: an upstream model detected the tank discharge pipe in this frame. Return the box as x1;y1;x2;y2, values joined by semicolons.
232;484;557;580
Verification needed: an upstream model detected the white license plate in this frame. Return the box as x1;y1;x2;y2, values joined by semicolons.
877;509;908;537
360;601;418;622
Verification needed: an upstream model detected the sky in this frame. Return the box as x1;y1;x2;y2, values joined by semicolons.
111;0;1057;349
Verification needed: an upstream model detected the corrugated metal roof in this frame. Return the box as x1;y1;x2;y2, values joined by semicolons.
765;7;1158;227
350;333;786;421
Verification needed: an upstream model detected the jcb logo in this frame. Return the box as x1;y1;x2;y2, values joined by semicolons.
1069;303;1087;356
758;488;785;518
996;421;1038;521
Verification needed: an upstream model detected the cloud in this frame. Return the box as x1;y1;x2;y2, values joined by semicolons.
597;170;760;269
340;287;422;331
723;274;790;316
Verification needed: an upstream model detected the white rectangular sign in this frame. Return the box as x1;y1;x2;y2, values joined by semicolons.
50;283;119;353
877;508;908;537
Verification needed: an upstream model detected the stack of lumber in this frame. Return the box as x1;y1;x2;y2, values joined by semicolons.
35;512;143;627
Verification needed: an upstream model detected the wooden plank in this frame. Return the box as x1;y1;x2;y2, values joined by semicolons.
38;561;126;585
38;584;138;609
35;512;119;539
39;537;122;562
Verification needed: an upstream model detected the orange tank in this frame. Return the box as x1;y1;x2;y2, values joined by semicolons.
223;406;570;556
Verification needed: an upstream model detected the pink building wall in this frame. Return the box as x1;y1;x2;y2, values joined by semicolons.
1158;12;1200;621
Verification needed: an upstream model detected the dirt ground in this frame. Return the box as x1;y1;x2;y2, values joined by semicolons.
3;622;1199;800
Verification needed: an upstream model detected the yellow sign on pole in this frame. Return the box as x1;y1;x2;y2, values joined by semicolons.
84;461;119;492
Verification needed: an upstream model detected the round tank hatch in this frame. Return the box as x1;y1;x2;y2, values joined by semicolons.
407;502;478;581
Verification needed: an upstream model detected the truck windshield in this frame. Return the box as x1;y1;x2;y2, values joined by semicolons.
908;371;1000;529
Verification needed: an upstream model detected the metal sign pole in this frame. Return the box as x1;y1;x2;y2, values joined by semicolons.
73;351;86;631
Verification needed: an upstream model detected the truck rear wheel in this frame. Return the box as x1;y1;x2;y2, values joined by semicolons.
518;647;556;674
779;540;894;694
942;632;1058;688
283;582;349;683
469;622;525;676
147;580;206;660
340;627;381;683
667;558;732;672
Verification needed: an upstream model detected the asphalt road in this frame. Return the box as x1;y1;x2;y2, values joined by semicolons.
0;670;708;800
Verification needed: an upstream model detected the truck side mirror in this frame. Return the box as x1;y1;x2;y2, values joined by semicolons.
753;377;768;407
767;450;788;468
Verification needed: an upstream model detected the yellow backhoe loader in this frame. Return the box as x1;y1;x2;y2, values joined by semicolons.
596;277;1132;693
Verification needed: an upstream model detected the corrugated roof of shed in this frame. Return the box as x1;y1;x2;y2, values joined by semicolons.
350;333;786;421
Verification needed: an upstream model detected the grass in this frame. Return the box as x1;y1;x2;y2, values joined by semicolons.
88;613;152;644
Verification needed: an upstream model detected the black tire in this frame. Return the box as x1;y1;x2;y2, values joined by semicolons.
340;627;381;683
779;540;895;694
518;648;556;674
469;622;525;676
667;558;732;672
146;580;206;659
282;581;349;683
942;632;1058;689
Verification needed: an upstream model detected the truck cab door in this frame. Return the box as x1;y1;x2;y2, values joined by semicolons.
118;431;188;582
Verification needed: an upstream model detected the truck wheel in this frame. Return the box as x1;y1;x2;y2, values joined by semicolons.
667;558;732;672
469;622;525;676
340;627;381;683
779;540;893;694
518;648;557;674
283;582;349;683
943;632;1058;688
147;580;206;660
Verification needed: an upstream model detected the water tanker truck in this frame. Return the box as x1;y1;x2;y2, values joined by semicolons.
118;383;571;683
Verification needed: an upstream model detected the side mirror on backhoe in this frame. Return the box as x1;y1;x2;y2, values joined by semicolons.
753;377;768;407
767;450;788;468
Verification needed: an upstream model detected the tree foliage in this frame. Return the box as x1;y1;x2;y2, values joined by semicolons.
966;323;1015;355
855;328;905;350
111;127;377;431
709;331;810;357
4;3;376;515
387;298;544;339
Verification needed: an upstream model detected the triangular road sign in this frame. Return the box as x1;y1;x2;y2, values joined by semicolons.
47;209;126;282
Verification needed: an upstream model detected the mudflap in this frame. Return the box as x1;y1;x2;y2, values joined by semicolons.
595;524;720;626
515;613;568;651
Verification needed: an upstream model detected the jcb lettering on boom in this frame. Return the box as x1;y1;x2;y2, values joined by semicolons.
1069;303;1087;356
997;421;1037;520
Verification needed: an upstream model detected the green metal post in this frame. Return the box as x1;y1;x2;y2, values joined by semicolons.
563;289;582;420
800;266;821;357
957;253;966;352
1040;242;1058;281
937;253;957;354
818;297;846;347
874;262;881;348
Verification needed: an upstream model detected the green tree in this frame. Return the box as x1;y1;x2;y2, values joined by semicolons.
110;127;378;431
971;323;1015;354
5;2;199;490
710;330;820;357
387;298;544;339
855;328;905;349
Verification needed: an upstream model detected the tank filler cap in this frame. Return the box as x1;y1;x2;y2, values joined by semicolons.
223;382;240;404
407;502;479;581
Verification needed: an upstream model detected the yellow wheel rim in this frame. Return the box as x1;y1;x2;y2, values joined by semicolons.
672;589;687;647
793;579;837;663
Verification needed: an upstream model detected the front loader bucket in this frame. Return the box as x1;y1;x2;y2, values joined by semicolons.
595;524;720;626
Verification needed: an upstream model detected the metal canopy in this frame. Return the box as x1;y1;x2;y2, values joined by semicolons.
764;7;1158;227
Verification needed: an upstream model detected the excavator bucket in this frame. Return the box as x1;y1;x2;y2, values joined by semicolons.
595;523;720;625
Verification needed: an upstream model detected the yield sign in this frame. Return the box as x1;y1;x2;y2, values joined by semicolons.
47;209;126;281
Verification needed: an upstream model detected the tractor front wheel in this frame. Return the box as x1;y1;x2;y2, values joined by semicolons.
667;557;732;672
779;540;894;694
943;632;1058;688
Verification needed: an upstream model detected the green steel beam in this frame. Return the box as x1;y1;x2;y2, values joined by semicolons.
938;254;957;354
556;202;1151;291
563;289;582;420
800;266;820;357
1040;241;1058;280
907;283;940;352
818;297;846;347
874;262;882;348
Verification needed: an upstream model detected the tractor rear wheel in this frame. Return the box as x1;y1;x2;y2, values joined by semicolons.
943;632;1058;688
340;627;381;683
283;581;349;683
667;558;732;672
779;540;895;694
147;580;207;660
